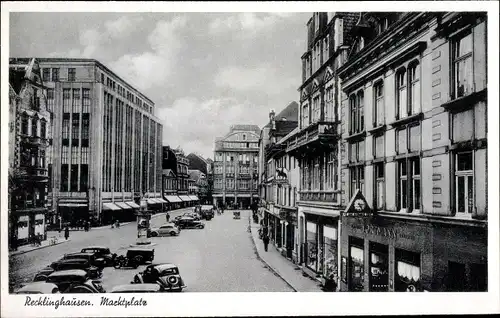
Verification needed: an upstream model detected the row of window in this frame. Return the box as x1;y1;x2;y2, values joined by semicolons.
214;179;258;190
301;83;336;128
20;114;47;139
60;88;91;114
101;72;153;113
301;151;338;191
349;151;474;214
215;153;259;163
41;68;73;82
222;142;259;149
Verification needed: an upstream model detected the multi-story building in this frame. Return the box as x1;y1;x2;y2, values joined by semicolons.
213;125;260;208
173;148;193;207
260;102;299;262
188;169;205;202
337;12;487;292
161;146;182;210
285;12;358;286
8;58;51;247
33;58;164;226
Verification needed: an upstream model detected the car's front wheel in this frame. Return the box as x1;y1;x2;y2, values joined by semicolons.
150;231;158;237
197;225;204;229
170;231;177;236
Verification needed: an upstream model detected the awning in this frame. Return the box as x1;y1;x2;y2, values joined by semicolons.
165;195;182;203
102;203;122;211
178;195;191;202
186;195;195;201
147;199;161;205
125;201;140;209
115;202;132;209
156;198;168;204
58;203;88;207
303;209;341;218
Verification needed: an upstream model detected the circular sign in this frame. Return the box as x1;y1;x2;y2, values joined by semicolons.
354;199;366;211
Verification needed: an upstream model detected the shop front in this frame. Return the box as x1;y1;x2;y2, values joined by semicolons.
302;211;340;284
277;207;297;260
57;201;89;228
340;215;432;292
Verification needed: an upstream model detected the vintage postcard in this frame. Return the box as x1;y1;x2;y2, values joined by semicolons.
1;1;499;317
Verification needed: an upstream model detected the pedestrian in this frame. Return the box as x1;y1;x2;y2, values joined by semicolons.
262;225;268;238
64;226;69;240
263;235;270;252
166;213;170;223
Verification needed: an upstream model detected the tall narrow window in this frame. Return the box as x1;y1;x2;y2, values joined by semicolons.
411;158;421;211
72;88;81;114
68;68;76;81
374;81;384;126
47;89;54;112
42;68;50;82
31;117;38;137
398;160;408;210
396;69;407;119
82;88;90;113
312;96;320;123
41;120;47;139
455;151;474;214
375;163;385;210
323;35;329;64
21;114;29;135
349;95;357;134
302;103;310;127
52;68;59;81
452;32;473;99
357;91;364;132
63;88;71;113
62;118;70;139
408;62;420;114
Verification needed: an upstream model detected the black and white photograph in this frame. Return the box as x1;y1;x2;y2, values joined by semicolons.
1;1;499;317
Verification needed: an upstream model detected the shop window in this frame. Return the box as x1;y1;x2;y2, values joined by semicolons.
395;248;421;292
452;31;473;99
306;221;318;271
349;236;365;292
369;242;389;291
455;151;474;214
323;226;338;280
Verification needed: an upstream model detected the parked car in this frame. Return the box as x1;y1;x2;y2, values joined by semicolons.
174;217;205;229
182;212;201;220
110;283;163;293
150;223;180;237
131;263;186;292
61;252;105;269
81;246;116;267
15;282;60;294
114;248;155;269
34;258;102;281
199;205;215;220
45;270;106;293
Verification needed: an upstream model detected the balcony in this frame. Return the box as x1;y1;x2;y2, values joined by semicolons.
16;166;49;181
287;122;339;155
21;135;49;147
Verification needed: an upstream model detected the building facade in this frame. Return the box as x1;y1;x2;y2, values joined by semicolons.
213;125;260;208
9;58;51;247
337;12;487;292
285;12;359;286
173;148;193;207
34;58;163;226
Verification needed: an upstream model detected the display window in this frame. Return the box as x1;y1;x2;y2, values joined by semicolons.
369;242;389;291
323;226;338;280
349;237;365;291
306;221;318;271
395;248;421;292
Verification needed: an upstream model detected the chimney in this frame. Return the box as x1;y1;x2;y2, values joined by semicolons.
269;109;275;121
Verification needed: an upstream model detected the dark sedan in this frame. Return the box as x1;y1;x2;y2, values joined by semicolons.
34;258;102;281
61;252;105;269
81;246;115;267
132;263;186;292
174;217;205;229
45;270;106;293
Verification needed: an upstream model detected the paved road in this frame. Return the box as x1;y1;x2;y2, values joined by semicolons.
9;208;292;292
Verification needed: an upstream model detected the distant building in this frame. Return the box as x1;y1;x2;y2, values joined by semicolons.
173;148;195;207
9;58;51;247
213;125;260;208
188;169;206;203
28;58;164;225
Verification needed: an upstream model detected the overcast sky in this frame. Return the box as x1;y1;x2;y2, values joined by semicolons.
10;12;310;159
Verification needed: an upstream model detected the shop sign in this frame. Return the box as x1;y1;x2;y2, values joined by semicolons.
350;223;416;241
342;190;372;217
273;167;289;185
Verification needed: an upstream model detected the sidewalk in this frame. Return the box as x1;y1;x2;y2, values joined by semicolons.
9;237;71;257
249;219;323;292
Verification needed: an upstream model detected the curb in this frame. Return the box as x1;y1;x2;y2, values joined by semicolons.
248;217;298;292
9;239;71;257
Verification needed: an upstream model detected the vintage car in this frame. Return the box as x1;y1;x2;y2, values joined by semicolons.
61;252;105;269
181;212;201;220
174;217;205;229
114;248;155;269
199;205;214;220
131;263;186;292
110;283;163;293
149;223;180;237
45;270;106;293
33;258;102;281
16;282;61;294
80;246;115;267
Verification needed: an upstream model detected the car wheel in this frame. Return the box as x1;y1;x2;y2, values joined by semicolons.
151;231;158;237
198;225;204;229
170;231;177;236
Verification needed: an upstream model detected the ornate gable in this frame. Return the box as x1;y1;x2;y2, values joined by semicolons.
300;88;310;102
312;79;321;93
324;66;334;83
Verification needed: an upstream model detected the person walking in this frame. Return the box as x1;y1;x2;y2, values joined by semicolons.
166;213;170;223
263;235;270;252
64;226;69;240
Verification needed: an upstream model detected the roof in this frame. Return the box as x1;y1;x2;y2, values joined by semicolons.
65;252;94;257
47;269;87;277
111;284;161;293
16;282;59;294
230;124;261;134
188;170;205;181
151;263;178;271
275;101;299;121
163;169;176;177
81;246;109;250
